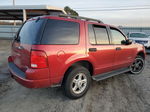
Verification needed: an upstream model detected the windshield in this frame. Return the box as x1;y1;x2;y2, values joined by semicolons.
130;33;148;38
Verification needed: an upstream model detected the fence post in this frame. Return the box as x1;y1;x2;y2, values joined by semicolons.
23;9;27;22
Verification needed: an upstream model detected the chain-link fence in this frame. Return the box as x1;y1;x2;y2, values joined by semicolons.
119;26;150;36
0;25;20;39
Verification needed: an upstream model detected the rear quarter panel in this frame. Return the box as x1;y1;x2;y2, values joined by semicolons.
32;18;87;85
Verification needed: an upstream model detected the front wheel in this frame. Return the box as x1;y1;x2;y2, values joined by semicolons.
63;66;91;99
129;56;145;75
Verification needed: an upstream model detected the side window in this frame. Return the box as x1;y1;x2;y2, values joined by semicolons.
88;24;96;44
94;25;109;44
42;19;79;45
88;24;109;44
110;28;126;44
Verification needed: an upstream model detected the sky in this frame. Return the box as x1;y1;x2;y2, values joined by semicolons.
1;0;150;27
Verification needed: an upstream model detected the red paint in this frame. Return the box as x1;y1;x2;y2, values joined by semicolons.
8;16;146;88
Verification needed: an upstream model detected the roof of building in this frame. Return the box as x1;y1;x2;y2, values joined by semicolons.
0;5;66;20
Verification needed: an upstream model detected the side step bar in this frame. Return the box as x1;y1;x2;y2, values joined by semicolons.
92;67;130;81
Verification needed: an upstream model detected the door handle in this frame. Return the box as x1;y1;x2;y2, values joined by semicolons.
116;47;122;50
89;48;97;52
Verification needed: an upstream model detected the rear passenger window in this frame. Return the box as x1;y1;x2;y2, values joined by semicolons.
88;24;96;44
94;25;109;44
88;24;109;44
42;19;79;44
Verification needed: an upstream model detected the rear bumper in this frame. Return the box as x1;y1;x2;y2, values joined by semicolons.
8;62;50;88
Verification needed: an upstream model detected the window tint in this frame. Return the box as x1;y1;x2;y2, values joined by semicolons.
88;24;96;44
42;19;79;44
110;28;125;44
17;19;45;44
94;25;109;44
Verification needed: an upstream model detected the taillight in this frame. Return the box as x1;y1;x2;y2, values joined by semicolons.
30;50;48;69
8;56;13;62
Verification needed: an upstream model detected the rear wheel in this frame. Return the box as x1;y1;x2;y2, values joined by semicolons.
129;56;145;74
63;66;91;99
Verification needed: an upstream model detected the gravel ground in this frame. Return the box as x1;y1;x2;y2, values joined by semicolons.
0;40;150;112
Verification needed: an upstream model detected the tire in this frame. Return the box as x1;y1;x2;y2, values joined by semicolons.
129;55;145;75
63;66;91;99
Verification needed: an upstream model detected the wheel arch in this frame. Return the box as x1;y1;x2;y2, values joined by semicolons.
136;51;145;59
61;60;94;85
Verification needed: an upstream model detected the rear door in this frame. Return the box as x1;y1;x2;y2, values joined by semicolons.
87;23;116;75
12;19;46;72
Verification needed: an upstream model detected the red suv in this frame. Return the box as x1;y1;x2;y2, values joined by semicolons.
8;15;146;99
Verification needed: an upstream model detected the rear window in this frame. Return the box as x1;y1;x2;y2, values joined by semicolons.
41;19;79;45
16;19;45;44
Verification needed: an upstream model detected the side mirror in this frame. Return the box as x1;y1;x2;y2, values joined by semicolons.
121;39;132;45
127;39;133;45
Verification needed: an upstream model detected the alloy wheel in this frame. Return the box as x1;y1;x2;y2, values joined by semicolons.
130;57;144;74
71;73;87;94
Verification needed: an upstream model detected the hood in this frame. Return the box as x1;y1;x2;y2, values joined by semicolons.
129;37;150;41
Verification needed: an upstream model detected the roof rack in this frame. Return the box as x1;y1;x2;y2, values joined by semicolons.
59;14;103;23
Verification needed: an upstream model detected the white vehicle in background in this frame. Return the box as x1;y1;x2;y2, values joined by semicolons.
127;32;150;49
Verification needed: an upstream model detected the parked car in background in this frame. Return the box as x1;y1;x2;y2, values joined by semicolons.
127;32;150;49
8;15;146;99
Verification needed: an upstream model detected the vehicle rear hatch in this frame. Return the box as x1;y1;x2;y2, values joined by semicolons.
11;18;46;72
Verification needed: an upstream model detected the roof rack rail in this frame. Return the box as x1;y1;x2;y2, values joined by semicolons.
59;14;103;23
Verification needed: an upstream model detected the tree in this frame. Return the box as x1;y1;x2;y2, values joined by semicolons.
64;6;79;16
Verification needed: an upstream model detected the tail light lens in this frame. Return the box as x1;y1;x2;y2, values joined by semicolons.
30;50;48;69
8;56;13;62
